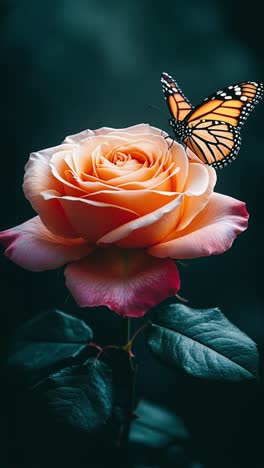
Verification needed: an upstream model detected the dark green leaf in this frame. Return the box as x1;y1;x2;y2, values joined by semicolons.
31;358;113;434
7;309;93;385
129;401;195;468
147;304;259;381
130;400;189;448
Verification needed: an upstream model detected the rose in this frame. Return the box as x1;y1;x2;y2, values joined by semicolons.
0;124;248;317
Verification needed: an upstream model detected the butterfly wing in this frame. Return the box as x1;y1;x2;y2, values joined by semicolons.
185;81;264;129
182;81;263;168
161;72;193;121
161;74;263;169
183;120;241;169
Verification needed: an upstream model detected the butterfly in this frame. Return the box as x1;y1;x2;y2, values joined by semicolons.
161;72;263;169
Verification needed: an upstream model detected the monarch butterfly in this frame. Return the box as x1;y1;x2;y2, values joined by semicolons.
161;72;263;169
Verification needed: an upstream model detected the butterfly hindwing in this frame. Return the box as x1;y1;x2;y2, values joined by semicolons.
161;72;193;121
183;120;241;169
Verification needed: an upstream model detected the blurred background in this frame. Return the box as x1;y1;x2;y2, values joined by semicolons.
0;1;263;467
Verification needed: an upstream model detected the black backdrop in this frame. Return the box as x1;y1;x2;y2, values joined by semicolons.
0;1;263;467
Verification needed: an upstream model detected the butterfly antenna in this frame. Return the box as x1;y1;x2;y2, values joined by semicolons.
166;135;176;149
148;104;176;145
148;104;167;116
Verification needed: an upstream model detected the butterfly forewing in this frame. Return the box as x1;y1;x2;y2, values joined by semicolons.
186;81;264;129
161;72;193;121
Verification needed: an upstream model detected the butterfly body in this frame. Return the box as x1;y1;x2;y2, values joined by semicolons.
161;72;263;169
169;119;190;140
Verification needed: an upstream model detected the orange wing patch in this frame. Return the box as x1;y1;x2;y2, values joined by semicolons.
161;72;193;121
186;81;264;129
183;120;241;169
187;100;240;127
168;95;191;120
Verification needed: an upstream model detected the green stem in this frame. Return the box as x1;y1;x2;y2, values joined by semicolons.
123;317;131;346
120;317;136;466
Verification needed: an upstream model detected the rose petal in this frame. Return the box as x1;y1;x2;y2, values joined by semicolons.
183;162;210;196
86;190;179;216
98;194;183;248
23;145;78;238
65;171;123;194
107;124;165;136
148;193;249;259
0;217;93;271
41;191;139;242
117;166;175;190
50;149;87;197
65;247;180;317
63;128;97;144
63;124;164;144
169;142;189;192
186;146;203;163
177;165;217;231
64;133;168;182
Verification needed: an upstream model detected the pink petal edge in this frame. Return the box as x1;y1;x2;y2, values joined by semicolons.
149;193;249;259
65;247;180;317
0;216;93;271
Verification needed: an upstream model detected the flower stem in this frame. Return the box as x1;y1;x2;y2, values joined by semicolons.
120;317;136;465
123;317;132;346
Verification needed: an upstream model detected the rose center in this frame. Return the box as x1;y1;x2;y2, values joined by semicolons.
113;151;131;166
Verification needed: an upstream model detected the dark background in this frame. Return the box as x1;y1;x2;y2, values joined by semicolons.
0;1;263;467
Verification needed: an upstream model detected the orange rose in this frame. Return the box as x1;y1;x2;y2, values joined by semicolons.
0;124;248;316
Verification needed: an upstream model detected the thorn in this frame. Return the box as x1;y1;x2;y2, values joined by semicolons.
175;292;189;303
177;260;188;268
64;293;70;305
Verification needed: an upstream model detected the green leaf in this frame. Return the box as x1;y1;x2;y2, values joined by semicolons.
31;358;113;434
147;304;259;381
7;309;93;385
129;401;197;468
130;400;189;448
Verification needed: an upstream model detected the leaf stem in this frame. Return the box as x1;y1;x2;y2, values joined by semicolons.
123;321;150;354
